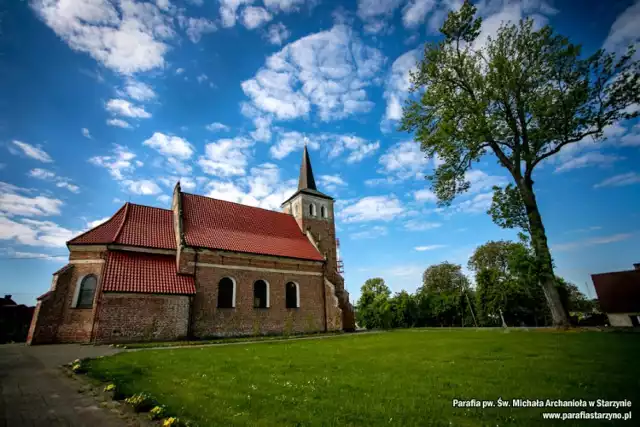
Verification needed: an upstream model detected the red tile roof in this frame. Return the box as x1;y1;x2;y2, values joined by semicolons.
592;269;640;313
181;193;324;261
68;203;176;250
102;251;195;295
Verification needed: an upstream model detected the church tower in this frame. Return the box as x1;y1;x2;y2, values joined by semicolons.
282;146;355;331
281;146;339;280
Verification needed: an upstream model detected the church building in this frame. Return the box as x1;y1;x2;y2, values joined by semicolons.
27;147;355;344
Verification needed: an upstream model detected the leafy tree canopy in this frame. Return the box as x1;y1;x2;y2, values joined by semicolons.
420;262;470;294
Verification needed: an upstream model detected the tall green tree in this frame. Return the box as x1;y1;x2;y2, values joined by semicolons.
419;262;473;326
401;1;640;325
355;278;392;329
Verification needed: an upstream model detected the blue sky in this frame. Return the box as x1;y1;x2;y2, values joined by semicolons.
1;0;639;306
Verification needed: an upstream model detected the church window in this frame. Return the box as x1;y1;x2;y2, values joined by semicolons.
285;282;299;308
75;275;97;308
253;280;270;308
320;205;327;218
309;203;316;216
217;277;235;308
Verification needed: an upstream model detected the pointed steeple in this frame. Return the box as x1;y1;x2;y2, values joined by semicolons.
298;144;317;191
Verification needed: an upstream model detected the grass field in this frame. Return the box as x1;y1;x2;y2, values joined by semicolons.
85;329;640;426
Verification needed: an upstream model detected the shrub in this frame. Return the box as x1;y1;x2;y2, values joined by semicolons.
124;392;155;412
104;384;116;392
149;405;166;420
70;359;85;374
163;417;187;426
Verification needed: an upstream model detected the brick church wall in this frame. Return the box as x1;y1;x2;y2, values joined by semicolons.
93;293;190;343
191;258;326;337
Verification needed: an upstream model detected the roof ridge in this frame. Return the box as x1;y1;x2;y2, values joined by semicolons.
125;202;172;212
182;192;296;218
113;202;130;243
67;203;127;245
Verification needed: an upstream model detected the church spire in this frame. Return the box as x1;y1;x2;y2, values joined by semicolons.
298;144;317;191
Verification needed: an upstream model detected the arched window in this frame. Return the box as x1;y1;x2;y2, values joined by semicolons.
320;205;326;218
75;275;97;308
285;282;299;308
309;203;316;216
217;277;235;308
253;280;269;308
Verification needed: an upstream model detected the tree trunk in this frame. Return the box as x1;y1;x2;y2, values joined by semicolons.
517;178;570;327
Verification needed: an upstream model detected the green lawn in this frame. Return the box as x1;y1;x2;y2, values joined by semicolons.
85;329;640;426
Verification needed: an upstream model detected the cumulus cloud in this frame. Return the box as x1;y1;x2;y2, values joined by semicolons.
107;118;133;128
198;137;254;177
31;0;176;74
205;163;296;210
0;215;75;247
241;24;385;121
602;0;640;55
381;48;420;131
106;99;151;118
415;244;446;251
242;6;272;29
122;179;162;195
318;175;347;192
82;128;92;139
404;220;442;231
143;132;194;159
270;131;379;162
414;189;437;202
339;195;405;223
0;182;63;217
179;16;217;43
378;140;429;180
159;176;197;191
89;145;139;180
266;22;290;45
123;80;156;101
270;132;319;159
465;170;509;193
29;168;80;193
206;122;230;132
87;216;110;229
554;152;623;173
10;140;53;163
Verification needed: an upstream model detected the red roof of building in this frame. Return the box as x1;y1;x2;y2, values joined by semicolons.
102;251;195;295
181;193;324;261
592;269;640;313
68;203;176;250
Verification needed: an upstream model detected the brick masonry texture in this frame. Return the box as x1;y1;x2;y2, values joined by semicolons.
93;293;189;343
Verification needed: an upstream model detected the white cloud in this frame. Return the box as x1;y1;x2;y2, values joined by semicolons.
415;244;446;251
242;24;385;121
318;175;347;192
594;172;640;189
157;194;171;204
402;0;436;29
382;48;420;130
82;128;92;139
198;137;254;177
356;0;404;33
29;168;80;193
10;140;53;163
4;250;67;262
270;132;319;159
465;170;509;193
602;0;640;55
251;115;273;142
219;0;254;28
206;122;230;132
197;74;208;83
143;132;194;159
106;99;151;118
89;145;138;180
123;80;156;101
453;192;494;214
242;6;272;29
404;220;442;231
414;188;437;202
205;163;296;211
175;67;185;74
378;140;429;180
339;195;404;223
107;118;132;128
266;22;290;45
122;179;162;195
327;135;380;163
156;0;170;11
554;152;623;173
553;233;634;252
31;0;175;74
263;0;306;13
0;215;75;247
87;216;110;229
350;225;388;239
159;176;196;191
179;16;217;43
0;182;63;217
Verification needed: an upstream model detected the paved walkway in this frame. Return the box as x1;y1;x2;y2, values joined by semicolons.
0;344;128;427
